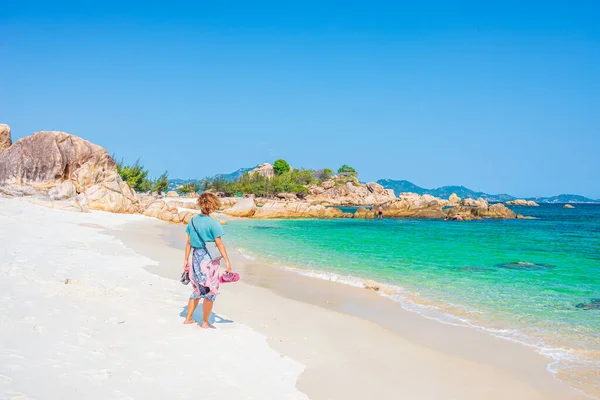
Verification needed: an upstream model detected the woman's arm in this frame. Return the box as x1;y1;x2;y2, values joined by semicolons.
214;237;232;272
184;235;191;271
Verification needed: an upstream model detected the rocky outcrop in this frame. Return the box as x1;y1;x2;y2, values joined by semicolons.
224;197;257;217
462;197;488;208
306;179;396;206
252;200;351;219
564;204;575;209
449;193;461;205
0;124;11;152
276;192;298;201
376;193;446;219
219;196;242;209
248;163;275;179
506;199;539;206
321;179;335;189
353;207;376;219
141;198;200;223
445;198;516;220
0;131;138;213
166;191;179;197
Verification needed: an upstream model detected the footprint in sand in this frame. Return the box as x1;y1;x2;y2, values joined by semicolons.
1;352;26;360
0;374;13;384
82;369;112;381
33;325;47;334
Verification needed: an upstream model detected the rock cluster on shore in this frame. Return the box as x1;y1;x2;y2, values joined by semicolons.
0;125;528;223
505;199;539;206
0;129;138;213
305;178;396;206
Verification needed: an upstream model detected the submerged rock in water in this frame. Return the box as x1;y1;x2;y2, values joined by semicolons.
460;266;490;272
495;261;555;270
575;299;600;310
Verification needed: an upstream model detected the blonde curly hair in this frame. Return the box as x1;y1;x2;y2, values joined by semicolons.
197;192;221;215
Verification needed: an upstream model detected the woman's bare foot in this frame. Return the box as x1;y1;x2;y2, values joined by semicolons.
183;318;197;324
201;322;215;329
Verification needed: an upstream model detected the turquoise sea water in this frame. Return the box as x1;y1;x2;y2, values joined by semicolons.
224;204;600;394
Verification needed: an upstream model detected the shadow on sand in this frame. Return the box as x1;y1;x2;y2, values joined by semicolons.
180;305;234;327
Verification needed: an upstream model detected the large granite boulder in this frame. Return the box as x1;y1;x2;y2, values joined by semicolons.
506;199;539;206
0;124;11;152
248;163;275;179
365;182;386;195
276;192;298;201
166;191;179;197
462;197;488;208
0;131;138;213
353;207;376;219
140;199;197;223
379;193;446;218
446;198;517;220
219;196;242;209
564;204;575;209
252;200;350;219
224;197;257;217
449;193;461;205
305;179;396;206
321;179;335;190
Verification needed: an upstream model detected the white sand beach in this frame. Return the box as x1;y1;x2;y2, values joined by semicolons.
0;198;590;399
0;198;306;400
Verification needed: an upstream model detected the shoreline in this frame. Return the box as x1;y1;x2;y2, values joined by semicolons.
225;241;599;396
112;214;591;399
213;213;600;398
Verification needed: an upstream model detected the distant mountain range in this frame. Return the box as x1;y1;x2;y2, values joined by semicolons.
214;167;255;182
167;167;255;191
377;179;599;204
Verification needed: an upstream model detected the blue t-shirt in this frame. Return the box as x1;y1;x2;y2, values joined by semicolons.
186;215;225;249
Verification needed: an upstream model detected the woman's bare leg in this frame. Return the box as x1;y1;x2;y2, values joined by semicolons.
184;299;200;324
201;300;215;328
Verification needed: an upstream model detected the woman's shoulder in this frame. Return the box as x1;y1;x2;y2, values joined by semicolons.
192;214;220;226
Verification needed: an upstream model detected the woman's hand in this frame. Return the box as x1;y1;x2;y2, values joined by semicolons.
215;236;233;274
184;261;190;273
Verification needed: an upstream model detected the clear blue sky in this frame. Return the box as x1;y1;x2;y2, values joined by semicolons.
1;1;599;198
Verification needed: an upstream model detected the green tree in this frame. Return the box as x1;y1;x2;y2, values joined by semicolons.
153;171;169;194
178;181;200;196
200;178;211;192
116;158;153;192
314;168;333;182
273;159;291;175
337;164;357;175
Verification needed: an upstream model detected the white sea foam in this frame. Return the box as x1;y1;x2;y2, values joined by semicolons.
236;248;256;260
274;263;598;397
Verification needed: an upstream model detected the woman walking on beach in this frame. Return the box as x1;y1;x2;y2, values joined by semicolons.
183;192;232;328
